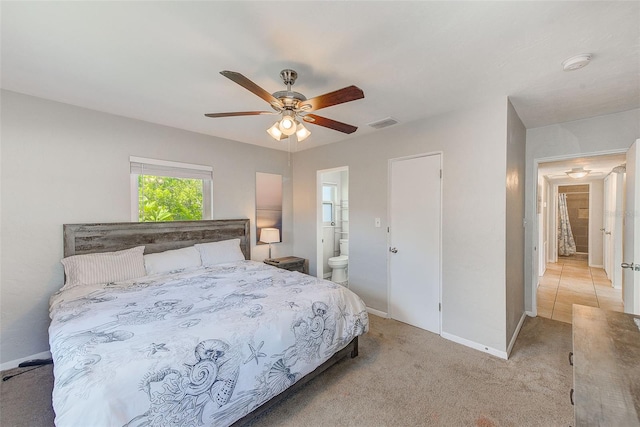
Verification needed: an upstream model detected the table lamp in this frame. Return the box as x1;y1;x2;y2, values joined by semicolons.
259;228;280;260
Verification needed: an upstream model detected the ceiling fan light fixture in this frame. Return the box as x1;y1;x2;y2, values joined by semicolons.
296;122;311;142
208;69;365;144
278;111;297;136
267;122;286;141
279;118;296;135
566;167;591;179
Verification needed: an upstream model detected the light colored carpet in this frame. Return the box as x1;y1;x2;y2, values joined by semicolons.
0;315;573;426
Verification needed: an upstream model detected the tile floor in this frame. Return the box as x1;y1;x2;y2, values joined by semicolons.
536;254;624;324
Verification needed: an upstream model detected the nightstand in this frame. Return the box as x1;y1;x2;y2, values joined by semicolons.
264;256;306;273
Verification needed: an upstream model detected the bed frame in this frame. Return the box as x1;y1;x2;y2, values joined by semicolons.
61;219;359;426
63;219;251;259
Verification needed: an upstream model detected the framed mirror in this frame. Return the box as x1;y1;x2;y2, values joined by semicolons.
256;172;283;246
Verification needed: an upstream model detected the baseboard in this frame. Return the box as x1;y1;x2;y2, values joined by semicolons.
441;331;508;360
526;310;537;317
366;307;389;318
506;312;527;357
0;350;52;372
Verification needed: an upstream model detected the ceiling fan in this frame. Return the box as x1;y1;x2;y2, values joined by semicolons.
205;69;364;142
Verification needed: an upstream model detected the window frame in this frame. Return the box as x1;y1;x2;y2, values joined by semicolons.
130;156;213;222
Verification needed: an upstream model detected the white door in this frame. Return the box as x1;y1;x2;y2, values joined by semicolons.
389;154;441;333
603;174;613;278
612;172;624;289
622;139;640;314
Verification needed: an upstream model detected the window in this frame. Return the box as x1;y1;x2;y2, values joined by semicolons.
130;156;213;222
322;202;334;223
322;184;337;225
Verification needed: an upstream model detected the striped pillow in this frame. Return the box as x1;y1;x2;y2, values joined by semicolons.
61;246;146;289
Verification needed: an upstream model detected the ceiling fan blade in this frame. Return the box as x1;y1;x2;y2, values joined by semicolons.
299;86;364;112
303;114;358;134
220;71;283;109
204;111;276;118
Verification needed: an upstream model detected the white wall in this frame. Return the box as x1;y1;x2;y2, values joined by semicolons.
505;100;526;346
525;108;640;312
293;97;514;353
0;90;292;366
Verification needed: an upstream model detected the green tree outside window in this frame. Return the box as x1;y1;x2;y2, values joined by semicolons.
138;175;203;222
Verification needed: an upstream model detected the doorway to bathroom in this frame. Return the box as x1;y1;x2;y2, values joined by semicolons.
557;184;590;260
316;166;349;286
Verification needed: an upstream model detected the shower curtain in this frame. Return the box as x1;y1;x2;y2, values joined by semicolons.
558;193;577;256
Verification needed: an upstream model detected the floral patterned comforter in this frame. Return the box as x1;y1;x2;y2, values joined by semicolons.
49;260;368;426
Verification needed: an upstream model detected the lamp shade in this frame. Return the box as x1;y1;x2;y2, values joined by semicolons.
278;111;297;136
259;227;280;244
296;122;311;142
267;122;286;141
279;117;296;136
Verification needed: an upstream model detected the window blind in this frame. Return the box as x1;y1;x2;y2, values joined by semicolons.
130;156;213;180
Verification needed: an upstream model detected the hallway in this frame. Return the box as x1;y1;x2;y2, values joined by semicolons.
536;254;624;324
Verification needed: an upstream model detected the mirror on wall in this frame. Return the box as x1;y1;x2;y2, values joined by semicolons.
256;172;283;245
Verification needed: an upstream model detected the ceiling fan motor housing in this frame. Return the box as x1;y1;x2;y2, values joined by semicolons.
280;69;298;86
272;69;306;110
271;90;307;109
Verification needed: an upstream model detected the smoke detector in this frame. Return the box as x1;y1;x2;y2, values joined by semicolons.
562;54;592;71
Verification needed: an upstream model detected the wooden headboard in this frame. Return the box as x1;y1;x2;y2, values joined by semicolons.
63;219;251;259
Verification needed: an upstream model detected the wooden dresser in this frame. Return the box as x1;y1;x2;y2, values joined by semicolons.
572;305;640;426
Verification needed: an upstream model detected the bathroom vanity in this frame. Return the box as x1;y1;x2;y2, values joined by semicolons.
571;305;640;426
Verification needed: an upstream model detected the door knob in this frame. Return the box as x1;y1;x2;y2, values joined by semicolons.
389;247;398;253
621;262;640;271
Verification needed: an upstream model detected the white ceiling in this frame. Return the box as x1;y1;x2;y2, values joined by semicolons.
2;2;639;151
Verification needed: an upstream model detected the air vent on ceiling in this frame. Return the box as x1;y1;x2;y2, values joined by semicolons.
367;117;398;129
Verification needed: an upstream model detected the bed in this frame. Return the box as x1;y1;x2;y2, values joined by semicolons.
49;219;368;426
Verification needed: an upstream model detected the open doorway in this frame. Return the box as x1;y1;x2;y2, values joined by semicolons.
316;166;349;286
535;153;626;323
557;184;590;260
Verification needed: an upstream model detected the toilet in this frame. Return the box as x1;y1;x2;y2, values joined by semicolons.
328;239;348;285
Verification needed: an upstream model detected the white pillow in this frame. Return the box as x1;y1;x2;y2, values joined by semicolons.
143;246;202;275
195;239;245;266
61;246;146;289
